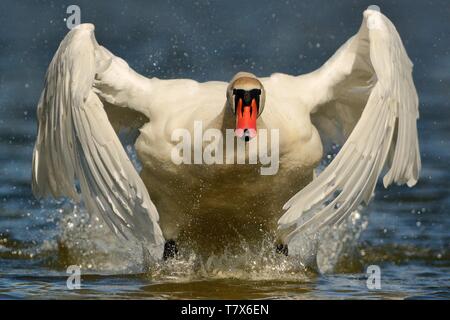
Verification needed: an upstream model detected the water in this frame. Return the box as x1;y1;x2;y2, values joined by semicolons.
0;0;449;299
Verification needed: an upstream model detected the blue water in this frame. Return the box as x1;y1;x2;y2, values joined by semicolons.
0;0;449;299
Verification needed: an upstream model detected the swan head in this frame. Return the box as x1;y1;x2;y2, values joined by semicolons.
226;72;265;141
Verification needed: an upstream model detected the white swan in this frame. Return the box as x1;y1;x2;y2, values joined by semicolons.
32;6;420;259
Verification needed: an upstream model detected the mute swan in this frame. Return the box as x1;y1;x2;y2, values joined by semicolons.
32;6;420;260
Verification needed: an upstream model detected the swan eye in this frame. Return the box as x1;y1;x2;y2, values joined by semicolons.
232;89;261;109
233;89;261;96
250;89;262;96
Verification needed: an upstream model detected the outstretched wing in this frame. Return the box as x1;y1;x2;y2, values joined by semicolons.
32;24;164;257
279;7;421;240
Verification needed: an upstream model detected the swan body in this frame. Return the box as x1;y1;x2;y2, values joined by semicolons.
102;71;322;246
32;7;420;258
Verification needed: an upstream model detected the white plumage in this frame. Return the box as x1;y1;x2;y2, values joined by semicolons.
32;7;420;259
279;7;420;240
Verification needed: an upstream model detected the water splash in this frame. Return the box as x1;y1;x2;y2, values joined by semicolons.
44;205;370;280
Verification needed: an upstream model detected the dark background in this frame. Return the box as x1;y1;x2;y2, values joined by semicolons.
1;0;449;210
0;0;449;226
0;0;448;112
0;0;449;299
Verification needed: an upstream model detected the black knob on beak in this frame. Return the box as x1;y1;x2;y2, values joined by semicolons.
233;89;262;107
243;92;252;105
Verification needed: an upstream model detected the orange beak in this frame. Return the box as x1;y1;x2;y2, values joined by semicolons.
235;98;258;141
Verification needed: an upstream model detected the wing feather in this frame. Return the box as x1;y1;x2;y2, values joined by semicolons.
32;24;164;257
279;8;421;240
